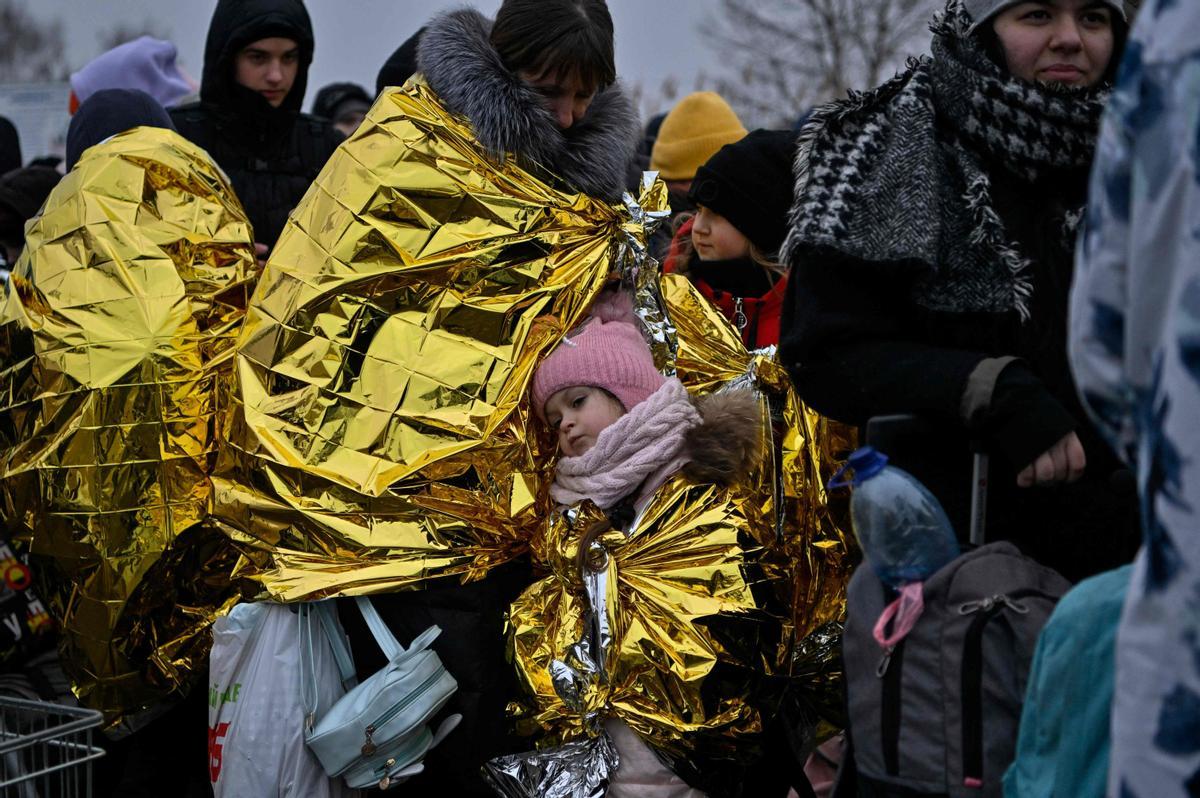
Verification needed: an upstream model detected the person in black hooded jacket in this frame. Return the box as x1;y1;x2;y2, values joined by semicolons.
0;167;59;268
170;0;342;253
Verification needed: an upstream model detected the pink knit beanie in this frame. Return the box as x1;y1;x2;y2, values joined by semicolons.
532;292;666;418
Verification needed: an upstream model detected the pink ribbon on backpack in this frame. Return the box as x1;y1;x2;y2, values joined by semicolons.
873;582;925;648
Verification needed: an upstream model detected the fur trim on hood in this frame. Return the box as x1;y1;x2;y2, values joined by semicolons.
681;389;762;486
416;7;639;202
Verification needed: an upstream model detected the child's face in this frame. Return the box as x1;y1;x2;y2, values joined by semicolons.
691;205;750;261
544;386;626;457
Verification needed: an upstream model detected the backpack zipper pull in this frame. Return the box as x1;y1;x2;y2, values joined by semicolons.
362;724;377;756
958;594;1029;615
379;757;396;790
876;645;895;677
998;594;1029;614
958;596;995;615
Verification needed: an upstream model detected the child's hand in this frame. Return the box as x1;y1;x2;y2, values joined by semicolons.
1016;432;1085;487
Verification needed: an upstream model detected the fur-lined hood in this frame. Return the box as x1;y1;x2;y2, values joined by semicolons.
416;7;639;203
680;389;762;486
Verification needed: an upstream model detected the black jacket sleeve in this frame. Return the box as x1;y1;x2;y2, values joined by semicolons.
780;248;987;425
984;360;1079;472
779;247;1076;469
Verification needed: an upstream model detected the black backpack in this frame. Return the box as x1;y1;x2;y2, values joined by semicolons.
842;542;1069;797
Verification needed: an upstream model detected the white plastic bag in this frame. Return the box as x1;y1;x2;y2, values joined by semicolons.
209;602;356;798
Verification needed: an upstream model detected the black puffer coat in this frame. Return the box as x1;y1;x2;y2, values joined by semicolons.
169;0;342;249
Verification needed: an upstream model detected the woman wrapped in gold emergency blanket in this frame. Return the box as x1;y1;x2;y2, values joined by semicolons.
212;44;854;791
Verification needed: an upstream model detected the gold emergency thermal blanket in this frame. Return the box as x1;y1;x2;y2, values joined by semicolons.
213;80;662;599
194;71;849;761
0;127;256;730
505;274;856;764
661;273;856;648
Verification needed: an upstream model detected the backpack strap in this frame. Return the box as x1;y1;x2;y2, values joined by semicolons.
299;601;356;730
353;596;442;661
354;596;401;660
299;601;358;714
315;602;358;690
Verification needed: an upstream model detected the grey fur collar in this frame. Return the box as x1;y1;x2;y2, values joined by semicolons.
417;7;639;202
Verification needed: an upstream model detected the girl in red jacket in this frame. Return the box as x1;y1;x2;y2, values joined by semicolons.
662;129;798;349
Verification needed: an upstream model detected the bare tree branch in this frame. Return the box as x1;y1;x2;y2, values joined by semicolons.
0;1;67;83
702;0;938;127
98;23;171;53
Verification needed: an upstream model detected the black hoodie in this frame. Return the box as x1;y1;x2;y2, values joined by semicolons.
170;0;342;248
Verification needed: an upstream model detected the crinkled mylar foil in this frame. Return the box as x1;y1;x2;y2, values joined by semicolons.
212;81;668;600
484;730;618;798
660;273;856;649
502;272;856;776
510;483;768;754
0;127;256;731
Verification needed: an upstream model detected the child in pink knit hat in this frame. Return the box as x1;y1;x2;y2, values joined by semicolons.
530;288;763;798
532;289;701;517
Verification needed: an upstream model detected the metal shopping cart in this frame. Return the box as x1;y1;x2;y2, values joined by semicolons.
0;697;103;798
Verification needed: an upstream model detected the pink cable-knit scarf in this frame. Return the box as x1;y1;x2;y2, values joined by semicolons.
550;378;702;510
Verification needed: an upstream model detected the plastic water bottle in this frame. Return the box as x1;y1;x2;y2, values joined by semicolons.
830;446;960;587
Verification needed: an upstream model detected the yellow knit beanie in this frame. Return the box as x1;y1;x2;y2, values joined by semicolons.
650;92;747;182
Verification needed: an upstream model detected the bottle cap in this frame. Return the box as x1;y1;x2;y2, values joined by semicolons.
828;446;889;489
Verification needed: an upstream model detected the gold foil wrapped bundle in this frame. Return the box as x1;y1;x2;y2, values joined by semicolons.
214;81;667;600
663;273;858;746
0;127;256;729
661;274;857;650
504;274;856;764
511;481;766;754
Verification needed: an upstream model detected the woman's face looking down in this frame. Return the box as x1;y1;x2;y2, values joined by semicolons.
991;1;1115;88
520;67;597;129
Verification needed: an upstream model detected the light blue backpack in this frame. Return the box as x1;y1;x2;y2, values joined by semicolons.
300;598;461;791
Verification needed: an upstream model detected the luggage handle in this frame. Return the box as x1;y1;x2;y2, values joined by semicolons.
968;449;987;547
864;414;989;546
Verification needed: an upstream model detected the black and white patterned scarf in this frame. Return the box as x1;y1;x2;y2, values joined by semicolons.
783;0;1108;319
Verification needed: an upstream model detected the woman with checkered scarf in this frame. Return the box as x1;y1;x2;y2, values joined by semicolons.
779;0;1139;584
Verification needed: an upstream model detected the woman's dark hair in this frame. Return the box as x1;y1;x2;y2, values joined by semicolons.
491;0;616;91
974;7;1129;86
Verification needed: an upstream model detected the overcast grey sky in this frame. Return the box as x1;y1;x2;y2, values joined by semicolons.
25;0;720;118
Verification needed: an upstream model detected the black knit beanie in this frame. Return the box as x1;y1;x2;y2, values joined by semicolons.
66;89;175;171
688;128;799;256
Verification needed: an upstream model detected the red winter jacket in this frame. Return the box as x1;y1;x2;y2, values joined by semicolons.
662;218;788;350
